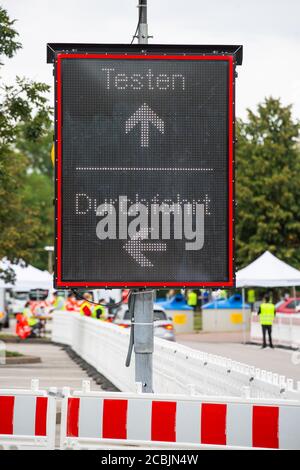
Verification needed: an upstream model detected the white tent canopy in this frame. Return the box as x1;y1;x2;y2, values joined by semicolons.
0;259;53;291
236;251;300;288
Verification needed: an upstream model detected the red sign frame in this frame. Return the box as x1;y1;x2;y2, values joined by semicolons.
55;53;235;288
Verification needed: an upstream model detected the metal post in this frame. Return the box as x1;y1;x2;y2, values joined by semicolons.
138;0;148;45
242;287;246;345
48;250;53;274
133;290;154;392
44;246;54;274
131;1;154;393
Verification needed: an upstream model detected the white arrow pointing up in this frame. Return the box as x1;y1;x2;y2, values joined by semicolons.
125;103;164;148
123;229;167;267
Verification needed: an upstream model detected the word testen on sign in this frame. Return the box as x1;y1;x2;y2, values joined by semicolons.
53;48;238;288
101;68;186;91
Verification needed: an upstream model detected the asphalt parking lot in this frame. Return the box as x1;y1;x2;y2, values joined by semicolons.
0;341;101;391
176;331;300;384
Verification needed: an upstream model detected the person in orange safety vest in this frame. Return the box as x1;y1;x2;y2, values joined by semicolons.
65;292;80;312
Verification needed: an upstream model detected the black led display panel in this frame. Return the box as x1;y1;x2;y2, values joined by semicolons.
55;52;235;288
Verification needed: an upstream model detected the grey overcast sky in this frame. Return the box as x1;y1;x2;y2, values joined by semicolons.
1;0;300;119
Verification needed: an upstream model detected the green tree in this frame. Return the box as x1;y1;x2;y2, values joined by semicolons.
15;124;54;271
0;7;21;62
0;6;52;282
16;122;53;178
21;172;53;271
236;97;300;269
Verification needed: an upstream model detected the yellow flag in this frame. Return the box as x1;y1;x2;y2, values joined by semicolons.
51;144;55;166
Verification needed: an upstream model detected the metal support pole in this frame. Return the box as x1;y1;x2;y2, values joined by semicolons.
138;0;148;45
242;287;246;345
133;290;154;392
48;250;53;274
131;1;154;393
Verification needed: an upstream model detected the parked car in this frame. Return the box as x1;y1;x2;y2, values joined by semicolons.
28;289;49;301
0;309;9;329
7;290;29;316
276;298;300;314
113;304;175;341
0;289;10;329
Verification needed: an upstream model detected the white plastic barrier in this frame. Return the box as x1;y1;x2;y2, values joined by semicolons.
0;379;56;450
52;311;300;400
251;313;300;348
60;382;300;450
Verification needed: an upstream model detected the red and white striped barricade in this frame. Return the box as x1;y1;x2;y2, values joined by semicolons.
0;380;56;449
60;387;300;450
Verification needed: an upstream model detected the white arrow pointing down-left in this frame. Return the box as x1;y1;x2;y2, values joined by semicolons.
123;230;167;267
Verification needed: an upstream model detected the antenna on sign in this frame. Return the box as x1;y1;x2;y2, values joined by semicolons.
131;0;153;44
